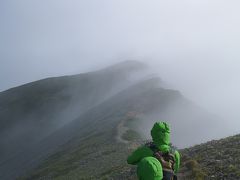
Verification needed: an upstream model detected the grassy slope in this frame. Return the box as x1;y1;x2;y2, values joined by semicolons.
20;124;240;180
17;79;181;179
180;134;240;180
19;116;140;180
0;61;149;180
7;64;238;180
16;79;240;180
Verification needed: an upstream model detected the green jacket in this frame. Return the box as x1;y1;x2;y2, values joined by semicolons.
127;122;180;179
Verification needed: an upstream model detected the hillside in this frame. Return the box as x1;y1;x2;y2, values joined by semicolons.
19;124;240;179
14;76;181;179
179;134;240;180
18;117;137;180
0;61;229;179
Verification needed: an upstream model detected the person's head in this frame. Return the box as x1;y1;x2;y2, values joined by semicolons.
151;121;171;152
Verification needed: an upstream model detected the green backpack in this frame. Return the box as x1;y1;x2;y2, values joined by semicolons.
137;142;177;180
137;156;163;180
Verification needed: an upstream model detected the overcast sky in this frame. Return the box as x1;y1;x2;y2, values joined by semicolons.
1;0;240;133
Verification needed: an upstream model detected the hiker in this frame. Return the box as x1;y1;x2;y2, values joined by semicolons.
127;122;180;180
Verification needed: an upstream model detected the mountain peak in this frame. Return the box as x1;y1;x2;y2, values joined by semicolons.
104;60;148;72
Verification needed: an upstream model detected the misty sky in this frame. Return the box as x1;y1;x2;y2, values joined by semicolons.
1;0;240;133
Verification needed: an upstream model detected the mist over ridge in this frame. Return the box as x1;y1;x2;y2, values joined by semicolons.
1;0;240;135
0;61;233;179
1;0;240;178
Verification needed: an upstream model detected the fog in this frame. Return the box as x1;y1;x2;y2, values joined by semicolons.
1;0;240;134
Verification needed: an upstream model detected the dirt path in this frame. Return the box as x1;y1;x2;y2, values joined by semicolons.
116;118;130;144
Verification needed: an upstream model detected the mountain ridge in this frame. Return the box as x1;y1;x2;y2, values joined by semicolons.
0;61;231;179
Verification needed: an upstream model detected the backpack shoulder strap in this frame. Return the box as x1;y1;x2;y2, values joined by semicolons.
145;141;158;153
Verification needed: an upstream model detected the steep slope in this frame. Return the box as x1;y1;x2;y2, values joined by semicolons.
0;61;228;179
179;134;240;179
22;130;240;180
0;60;147;133
17;78;224;180
16;77;180;179
0;61;147;162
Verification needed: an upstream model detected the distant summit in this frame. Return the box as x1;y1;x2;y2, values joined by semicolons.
105;60;148;72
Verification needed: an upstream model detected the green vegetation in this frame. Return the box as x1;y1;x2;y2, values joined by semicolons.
19;128;240;180
182;159;207;179
180;134;240;179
